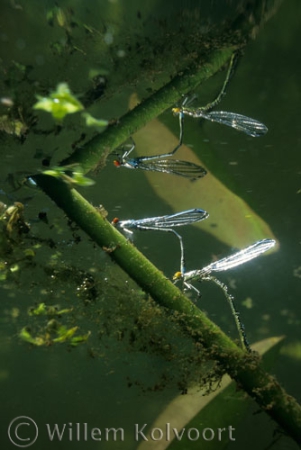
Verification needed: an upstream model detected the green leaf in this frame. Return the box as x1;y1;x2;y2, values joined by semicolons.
28;302;72;316
19;328;45;346
33;83;84;121
42;165;95;187
82;112;108;128
70;331;91;346
52;325;78;343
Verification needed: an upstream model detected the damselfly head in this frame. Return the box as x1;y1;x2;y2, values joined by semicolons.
113;159;121;167
173;271;182;281
172;107;181;116
111;217;120;225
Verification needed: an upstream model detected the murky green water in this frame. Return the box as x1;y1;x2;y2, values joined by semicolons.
0;1;300;449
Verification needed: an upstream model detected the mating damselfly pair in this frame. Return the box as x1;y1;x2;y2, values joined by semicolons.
113;54;268;180
113;208;275;352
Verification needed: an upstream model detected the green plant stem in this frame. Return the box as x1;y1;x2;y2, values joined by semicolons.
33;174;301;445
33;3;300;442
60;0;283;174
61;46;237;172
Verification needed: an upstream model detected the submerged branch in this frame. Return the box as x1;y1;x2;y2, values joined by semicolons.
32;2;301;443
59;0;283;174
33;173;301;444
61;46;237;172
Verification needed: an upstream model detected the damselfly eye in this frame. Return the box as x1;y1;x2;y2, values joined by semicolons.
113;160;121;167
111;217;119;225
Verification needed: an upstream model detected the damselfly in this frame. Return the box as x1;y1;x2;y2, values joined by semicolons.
176;239;276;281
173;238;276;351
172;105;268;137
172;53;268;138
113;137;207;180
112;208;209;275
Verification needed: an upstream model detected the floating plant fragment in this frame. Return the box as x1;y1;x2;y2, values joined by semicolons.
82;112;108;128
42;165;95;187
19;323;90;347
28;302;73;316
33;82;84;121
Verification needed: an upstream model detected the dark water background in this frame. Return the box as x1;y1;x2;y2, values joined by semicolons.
0;1;300;449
